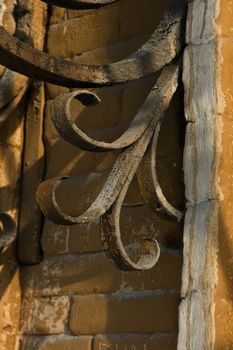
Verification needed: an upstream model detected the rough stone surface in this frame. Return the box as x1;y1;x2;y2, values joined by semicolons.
0;253;21;350
21;297;70;334
21;335;92;350
21;250;182;297
178;0;221;347
93;334;177;350
41;205;183;256
69;293;179;335
47;0;166;58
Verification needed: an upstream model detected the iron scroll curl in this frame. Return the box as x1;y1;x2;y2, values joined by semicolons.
0;2;185;87
41;0;118;9
0;0;185;267
36;64;183;271
0;214;17;251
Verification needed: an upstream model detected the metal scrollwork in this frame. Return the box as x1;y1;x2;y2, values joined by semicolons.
0;0;186;269
36;63;183;271
42;0;118;9
0;2;185;87
0;214;17;251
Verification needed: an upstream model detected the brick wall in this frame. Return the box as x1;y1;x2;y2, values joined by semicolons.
20;2;185;349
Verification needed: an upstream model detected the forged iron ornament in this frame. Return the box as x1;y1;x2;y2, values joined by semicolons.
42;0;118;9
37;64;183;271
0;0;186;268
0;2;185;87
0;214;17;250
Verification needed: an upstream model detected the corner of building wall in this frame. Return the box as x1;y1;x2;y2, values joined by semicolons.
178;0;222;349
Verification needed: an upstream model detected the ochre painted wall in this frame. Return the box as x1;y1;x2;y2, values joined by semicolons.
215;0;233;348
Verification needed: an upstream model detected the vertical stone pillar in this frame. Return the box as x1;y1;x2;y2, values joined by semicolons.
179;0;233;349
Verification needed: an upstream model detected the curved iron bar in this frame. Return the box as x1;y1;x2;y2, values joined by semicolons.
0;213;17;250
37;64;182;271
0;3;185;87
0;0;186;269
137;121;183;221
51;65;173;152
42;0;117;9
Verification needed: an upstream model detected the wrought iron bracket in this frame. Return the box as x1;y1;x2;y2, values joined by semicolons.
0;214;16;251
0;0;186;269
41;0;118;9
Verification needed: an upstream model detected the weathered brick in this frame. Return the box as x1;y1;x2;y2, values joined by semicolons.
123;250;182;292
69;220;101;253
156;153;184;209
156;88;185;158
50;7;66;25
42;201;183;257
0;259;21;350
47;7;121;58
72;35;150;65
66;8;93;20
41;174;142;236
41;220;101;256
120;0;166;41
69;292;179;334
46;142;117;179
21;297;70;334
119;206;183;249
47;0;164;58
22;335;92;350
45;36;151;98
21;251;182;297
49;172;109;217
45;84;123;132
93;334;177;350
2;0;16;34
21;253;121;297
69;205;183;254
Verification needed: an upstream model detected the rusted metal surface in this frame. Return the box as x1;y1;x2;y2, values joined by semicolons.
0;213;16;250
0;3;185;87
37;64;183;271
51;66;174;152
42;0;117;9
0;0;186;269
137;122;183;221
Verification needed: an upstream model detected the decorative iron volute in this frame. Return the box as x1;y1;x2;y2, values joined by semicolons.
0;214;16;251
42;0;118;9
0;0;186;269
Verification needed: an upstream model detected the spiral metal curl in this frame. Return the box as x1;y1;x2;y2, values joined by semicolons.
0;0;186;268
